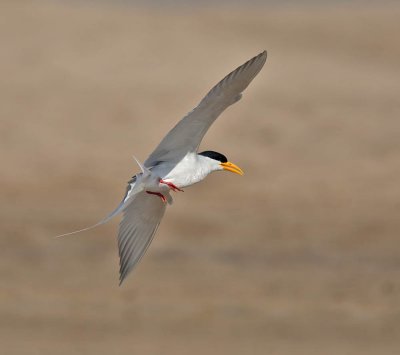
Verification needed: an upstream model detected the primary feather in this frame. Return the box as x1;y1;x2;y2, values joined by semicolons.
144;51;267;168
118;190;167;285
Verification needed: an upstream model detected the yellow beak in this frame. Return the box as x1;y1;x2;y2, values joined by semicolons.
220;161;244;176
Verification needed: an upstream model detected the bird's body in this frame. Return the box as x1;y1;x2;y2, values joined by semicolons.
58;51;267;284
150;152;211;189
146;152;226;190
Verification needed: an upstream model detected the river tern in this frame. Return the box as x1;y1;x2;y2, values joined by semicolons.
58;51;267;284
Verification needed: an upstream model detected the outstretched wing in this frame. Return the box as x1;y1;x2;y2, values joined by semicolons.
118;190;168;285
144;51;267;167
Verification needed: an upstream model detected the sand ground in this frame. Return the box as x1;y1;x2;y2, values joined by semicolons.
1;1;400;354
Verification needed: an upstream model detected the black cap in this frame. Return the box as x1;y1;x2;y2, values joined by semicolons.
198;151;228;163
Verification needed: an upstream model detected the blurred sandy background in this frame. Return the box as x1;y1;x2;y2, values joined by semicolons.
1;0;400;354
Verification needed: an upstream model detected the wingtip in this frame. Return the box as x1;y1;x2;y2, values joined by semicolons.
118;270;125;286
258;50;268;62
119;272;129;286
245;50;267;72
246;50;268;76
119;264;129;286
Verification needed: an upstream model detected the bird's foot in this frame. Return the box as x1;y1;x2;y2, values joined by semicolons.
146;191;167;203
159;179;184;192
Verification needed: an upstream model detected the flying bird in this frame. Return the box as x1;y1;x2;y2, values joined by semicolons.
58;51;267;284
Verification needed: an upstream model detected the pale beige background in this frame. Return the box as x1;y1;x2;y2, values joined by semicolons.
1;1;400;354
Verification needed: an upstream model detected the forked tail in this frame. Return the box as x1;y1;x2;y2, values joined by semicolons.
55;156;149;238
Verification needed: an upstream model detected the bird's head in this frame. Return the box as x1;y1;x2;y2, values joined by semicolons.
198;151;244;176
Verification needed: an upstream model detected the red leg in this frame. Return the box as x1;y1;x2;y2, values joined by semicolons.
146;191;167;203
159;179;184;192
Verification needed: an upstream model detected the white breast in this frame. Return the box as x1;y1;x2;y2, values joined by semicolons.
152;153;215;189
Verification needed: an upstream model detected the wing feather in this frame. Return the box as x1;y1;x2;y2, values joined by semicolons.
144;51;267;167
117;190;168;285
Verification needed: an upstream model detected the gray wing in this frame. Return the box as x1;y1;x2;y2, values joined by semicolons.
118;190;167;285
144;51;267;167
